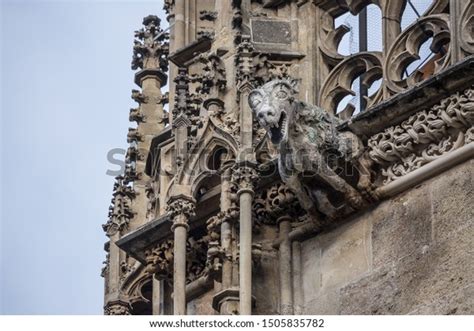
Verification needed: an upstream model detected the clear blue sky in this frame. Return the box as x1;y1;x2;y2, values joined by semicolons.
1;0;167;314
0;0;432;315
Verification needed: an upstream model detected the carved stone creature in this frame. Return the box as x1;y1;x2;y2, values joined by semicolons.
249;79;374;220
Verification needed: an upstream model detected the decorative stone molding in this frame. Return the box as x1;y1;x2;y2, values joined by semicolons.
236;36;256;92
368;86;474;183
172;68;202;142
131;15;169;72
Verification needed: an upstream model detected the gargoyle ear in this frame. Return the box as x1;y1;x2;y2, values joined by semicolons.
289;79;299;93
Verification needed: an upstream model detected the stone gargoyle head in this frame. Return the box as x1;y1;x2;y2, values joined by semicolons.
249;79;298;145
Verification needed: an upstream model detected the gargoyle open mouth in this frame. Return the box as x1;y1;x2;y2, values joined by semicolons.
268;112;287;145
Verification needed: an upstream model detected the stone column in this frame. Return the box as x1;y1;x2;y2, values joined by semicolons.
166;195;196;315
239;189;253;315
152;277;162;315
232;163;258;315
292;241;303;315
278;216;293;315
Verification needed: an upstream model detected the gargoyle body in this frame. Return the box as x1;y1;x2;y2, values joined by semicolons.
249;79;374;221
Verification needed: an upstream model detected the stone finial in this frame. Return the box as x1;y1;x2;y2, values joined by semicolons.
102;176;135;237
131;14;169;72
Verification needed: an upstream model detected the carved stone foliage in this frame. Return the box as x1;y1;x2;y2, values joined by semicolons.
131;15;169;72
126;146;144;164
166;196;196;222
368;87;474;183
231;164;259;192
163;0;175;16
143;233;221;283
129;107;144;123
104;300;131;315
103;176;135;237
253;183;301;224
127;128;143;143
192;52;227;96
144;239;174;280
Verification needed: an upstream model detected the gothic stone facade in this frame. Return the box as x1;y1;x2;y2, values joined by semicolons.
102;0;474;315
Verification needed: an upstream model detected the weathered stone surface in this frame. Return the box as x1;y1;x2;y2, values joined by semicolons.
253;250;280;315
392;225;473;314
319;219;372;289
187;290;216;315
251;19;291;44
303;288;340;315
301;218;372;310
341;221;473;315
430;160;474;243
301;236;321;300
409;284;474;315
340;264;399;315
372;184;432;268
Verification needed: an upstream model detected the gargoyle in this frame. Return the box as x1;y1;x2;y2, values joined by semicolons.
249;79;375;221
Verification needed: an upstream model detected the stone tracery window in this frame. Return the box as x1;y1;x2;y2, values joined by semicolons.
316;0;470;117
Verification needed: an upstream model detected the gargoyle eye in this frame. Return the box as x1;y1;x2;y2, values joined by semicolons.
275;90;288;99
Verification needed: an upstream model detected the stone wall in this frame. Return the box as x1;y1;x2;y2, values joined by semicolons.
301;160;473;315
